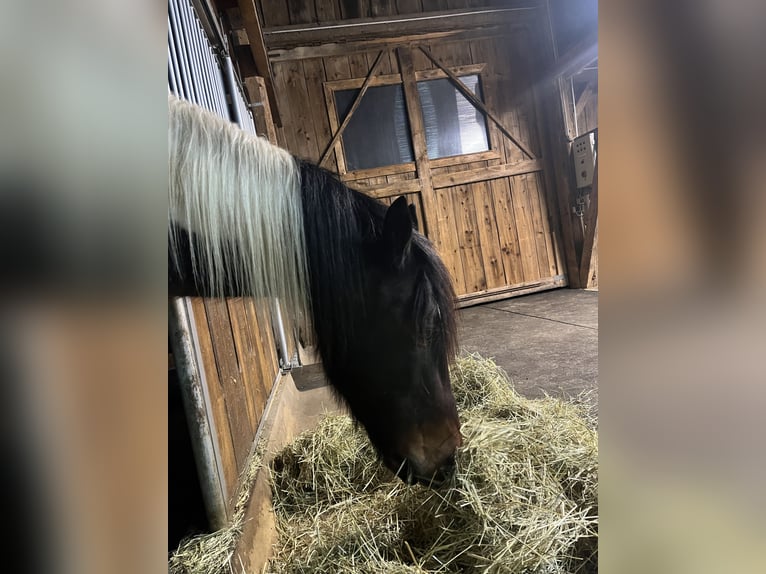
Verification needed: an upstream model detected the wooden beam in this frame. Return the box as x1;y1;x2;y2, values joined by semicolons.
243;76;277;144
267;26;514;62
235;0;281;125
263;7;537;49
432;159;542;189
397;47;438;242
575;83;595;117
318;50;387;168
456;275;567;308
351;179;423;199
547;30;598;81
418;46;537;160
578;156;598;287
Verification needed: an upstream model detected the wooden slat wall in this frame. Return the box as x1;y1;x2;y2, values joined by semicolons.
264;1;567;304
190;297;280;516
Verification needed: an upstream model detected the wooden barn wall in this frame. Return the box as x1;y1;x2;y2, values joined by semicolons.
267;13;566;302
189;296;280;517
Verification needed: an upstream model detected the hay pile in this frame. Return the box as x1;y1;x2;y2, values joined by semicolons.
267;354;598;573
169;444;264;574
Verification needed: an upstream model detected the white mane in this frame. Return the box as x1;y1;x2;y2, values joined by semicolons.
168;95;310;329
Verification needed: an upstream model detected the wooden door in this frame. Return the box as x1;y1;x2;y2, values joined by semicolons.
272;31;567;306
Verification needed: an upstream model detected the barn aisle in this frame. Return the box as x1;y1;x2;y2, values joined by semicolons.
458;289;598;406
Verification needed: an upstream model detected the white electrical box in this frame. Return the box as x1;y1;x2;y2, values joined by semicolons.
573;133;596;188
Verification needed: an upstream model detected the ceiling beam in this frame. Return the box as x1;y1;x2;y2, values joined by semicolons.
235;0;281;125
260;7;538;50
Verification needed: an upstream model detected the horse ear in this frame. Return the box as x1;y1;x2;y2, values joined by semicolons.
408;203;419;232
383;196;413;266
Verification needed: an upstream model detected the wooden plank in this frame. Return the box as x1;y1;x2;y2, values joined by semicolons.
188;298;237;513
287;0;317;24
340;162;416;182
530;171;559;278
225;299;259;433
414;62;485;81
323;72;402;91
246;299;279;390
259;0;291;27
430;149;501;168
302;58;338;172
397;0;424;14
455;275;566;308
236;0;281;125
419;46;536;159
203;299;254;476
315;0;340;21
433;184;467;293
432;159;542;188
272;60;321;161
323;55;351;81
470;179;507;290
490;177;524;285
507;174;541;282
263;7;537;49
319;50;387;167
397;47;439;243
372;0;396;17
350;178;422;198
268;26;511;61
242;299;274;415
243;76;278;144
579;157;598;287
521;173;552;278
453;183;487;293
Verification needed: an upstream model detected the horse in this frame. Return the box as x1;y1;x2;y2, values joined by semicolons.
168;95;461;486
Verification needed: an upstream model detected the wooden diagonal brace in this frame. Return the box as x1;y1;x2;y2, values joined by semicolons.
319;50;388;168
419;46;537;160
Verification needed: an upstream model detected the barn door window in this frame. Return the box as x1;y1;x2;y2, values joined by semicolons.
417;74;490;160
333;84;415;171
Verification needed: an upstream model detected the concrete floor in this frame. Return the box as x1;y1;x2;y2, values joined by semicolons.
293;288;597;406
458;288;598;403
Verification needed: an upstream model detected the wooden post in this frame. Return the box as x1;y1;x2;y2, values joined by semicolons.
578;156;598;287
396;47;438;243
243;76;278;144
236;0;282;125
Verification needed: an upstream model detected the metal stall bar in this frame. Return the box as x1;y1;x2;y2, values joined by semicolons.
169;0;198;104
168;15;188;99
176;0;205;107
169;299;229;529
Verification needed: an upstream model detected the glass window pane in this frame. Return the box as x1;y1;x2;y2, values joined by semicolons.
334;84;414;171
417;75;490;159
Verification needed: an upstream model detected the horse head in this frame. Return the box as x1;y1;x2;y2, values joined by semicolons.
310;194;462;487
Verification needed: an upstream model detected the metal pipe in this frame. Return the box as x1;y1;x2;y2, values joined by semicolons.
188;8;217;113
191;20;216;113
169;0;197;103
177;0;205;107
209;47;228;120
194;29;217;113
272;299;293;371
168;298;228;529
223;55;242;125
168;12;189;100
168;17;185;98
167;45;178;95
